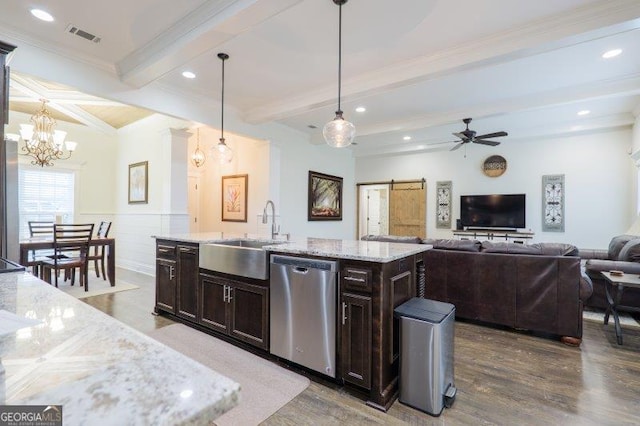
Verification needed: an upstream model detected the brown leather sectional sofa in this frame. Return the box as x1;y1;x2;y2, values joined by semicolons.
361;235;593;345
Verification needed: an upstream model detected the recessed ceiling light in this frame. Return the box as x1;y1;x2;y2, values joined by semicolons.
403;136;412;141
577;110;590;116
182;71;196;79
31;9;54;22
355;106;366;113
602;49;622;59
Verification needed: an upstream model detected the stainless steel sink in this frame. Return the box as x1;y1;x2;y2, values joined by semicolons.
199;240;286;280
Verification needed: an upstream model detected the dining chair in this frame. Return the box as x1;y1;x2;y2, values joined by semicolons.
87;221;112;280
26;221;54;276
41;223;94;290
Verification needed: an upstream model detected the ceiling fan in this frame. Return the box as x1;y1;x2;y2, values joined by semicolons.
450;118;508;151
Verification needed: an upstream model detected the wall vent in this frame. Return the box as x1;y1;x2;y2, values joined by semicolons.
66;24;101;43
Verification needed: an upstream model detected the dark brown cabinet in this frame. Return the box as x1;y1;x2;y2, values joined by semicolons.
199;272;269;350
341;292;372;389
154;240;199;321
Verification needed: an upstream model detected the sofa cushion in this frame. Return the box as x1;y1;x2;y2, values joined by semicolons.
360;234;422;244
618;238;640;262
608;235;637;260
481;241;543;255
433;239;482;252
534;242;579;257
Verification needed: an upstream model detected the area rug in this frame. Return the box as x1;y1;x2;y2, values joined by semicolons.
583;309;640;328
147;323;310;426
56;278;139;299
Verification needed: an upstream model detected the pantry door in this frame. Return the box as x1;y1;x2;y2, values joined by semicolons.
389;182;426;238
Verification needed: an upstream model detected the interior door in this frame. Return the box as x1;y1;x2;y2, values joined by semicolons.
358;184;389;238
389;182;426;238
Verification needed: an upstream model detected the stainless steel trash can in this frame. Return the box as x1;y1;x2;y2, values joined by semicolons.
394;297;456;416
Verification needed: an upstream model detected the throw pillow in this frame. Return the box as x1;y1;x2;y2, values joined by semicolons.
618;238;640;262
481;241;543;255
608;235;636;260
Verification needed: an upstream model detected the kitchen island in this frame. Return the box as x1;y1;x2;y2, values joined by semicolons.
0;271;239;425
152;233;430;411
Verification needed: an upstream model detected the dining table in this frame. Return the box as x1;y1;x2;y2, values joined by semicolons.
19;236;116;288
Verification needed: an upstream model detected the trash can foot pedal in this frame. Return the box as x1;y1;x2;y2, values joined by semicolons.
444;385;457;408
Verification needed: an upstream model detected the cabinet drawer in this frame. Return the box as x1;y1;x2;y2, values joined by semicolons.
156;243;177;259
342;267;372;293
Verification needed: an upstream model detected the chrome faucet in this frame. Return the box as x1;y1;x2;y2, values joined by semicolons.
262;200;279;239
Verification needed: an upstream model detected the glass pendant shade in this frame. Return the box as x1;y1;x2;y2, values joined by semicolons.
324;0;355;148
211;138;233;164
323;111;355;148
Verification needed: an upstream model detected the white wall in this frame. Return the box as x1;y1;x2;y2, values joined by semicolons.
355;128;635;249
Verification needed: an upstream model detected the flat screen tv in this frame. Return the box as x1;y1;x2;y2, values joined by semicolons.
460;194;526;229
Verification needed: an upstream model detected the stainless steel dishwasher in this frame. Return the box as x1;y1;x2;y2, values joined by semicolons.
270;254;338;378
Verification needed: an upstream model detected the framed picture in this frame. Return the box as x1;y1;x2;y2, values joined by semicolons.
128;161;148;204
222;174;248;222
308;171;342;221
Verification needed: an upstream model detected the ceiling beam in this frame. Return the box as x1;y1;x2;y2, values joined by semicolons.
117;0;303;88
244;0;640;125
10;77;118;135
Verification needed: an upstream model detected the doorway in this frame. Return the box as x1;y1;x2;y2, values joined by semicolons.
357;180;426;239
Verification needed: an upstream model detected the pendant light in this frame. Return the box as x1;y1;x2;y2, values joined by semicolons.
212;52;234;164
191;128;206;167
323;0;355;148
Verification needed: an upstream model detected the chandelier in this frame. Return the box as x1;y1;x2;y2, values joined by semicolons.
323;0;355;148
19;99;77;167
191;128;206;167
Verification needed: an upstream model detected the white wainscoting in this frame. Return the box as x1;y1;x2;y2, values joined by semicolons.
79;213;189;276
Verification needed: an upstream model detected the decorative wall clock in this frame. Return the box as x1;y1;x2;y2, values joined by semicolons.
542;174;564;232
436;181;452;229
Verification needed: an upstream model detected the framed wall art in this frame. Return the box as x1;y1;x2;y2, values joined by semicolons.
436;181;452;229
128;161;148;204
542;174;564;232
308;171;342;221
222;174;248;222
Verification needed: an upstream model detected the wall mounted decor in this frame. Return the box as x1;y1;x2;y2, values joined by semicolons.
308;171;342;221
482;155;507;177
542;174;565;232
222;174;248;222
128;161;148;204
436;181;452;229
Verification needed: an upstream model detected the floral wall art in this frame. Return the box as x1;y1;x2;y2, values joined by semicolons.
222;174;248;222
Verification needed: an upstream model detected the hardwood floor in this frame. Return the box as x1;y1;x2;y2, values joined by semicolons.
83;269;640;425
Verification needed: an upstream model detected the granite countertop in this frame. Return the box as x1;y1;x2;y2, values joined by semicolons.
265;237;430;263
154;233;429;263
0;272;239;425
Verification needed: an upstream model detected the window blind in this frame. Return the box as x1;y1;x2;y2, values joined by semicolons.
19;168;75;239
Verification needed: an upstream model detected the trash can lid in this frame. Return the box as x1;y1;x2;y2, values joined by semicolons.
394;297;455;323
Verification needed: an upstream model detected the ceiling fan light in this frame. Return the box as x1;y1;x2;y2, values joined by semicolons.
323;111;355;148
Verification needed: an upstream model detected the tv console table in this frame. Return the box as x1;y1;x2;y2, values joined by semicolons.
452;229;535;244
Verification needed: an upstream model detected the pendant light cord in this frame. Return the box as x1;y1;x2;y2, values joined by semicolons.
337;2;343;113
221;56;225;139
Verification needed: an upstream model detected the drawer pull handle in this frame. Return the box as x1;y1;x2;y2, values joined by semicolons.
158;248;172;253
179;247;193;253
344;276;366;283
169;266;175;280
342;302;347;325
347;270;367;275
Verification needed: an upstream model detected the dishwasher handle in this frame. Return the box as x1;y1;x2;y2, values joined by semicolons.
293;266;309;274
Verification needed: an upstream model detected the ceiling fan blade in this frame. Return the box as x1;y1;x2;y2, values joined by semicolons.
474;139;501;146
450;142;464;151
452;132;468;140
476;131;507;139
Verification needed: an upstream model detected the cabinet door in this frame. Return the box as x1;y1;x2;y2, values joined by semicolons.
199;274;229;334
229;281;269;350
176;245;199;321
341;292;372;390
156;258;176;313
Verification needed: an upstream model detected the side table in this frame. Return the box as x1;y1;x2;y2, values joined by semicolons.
601;271;640;345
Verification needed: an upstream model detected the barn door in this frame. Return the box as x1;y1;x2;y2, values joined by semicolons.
389;182;426;238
